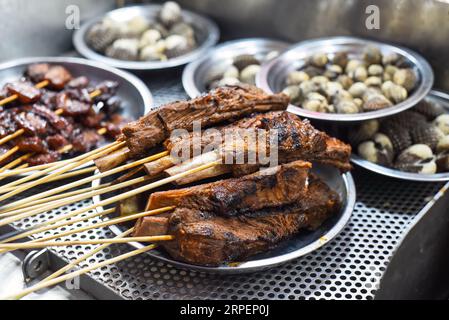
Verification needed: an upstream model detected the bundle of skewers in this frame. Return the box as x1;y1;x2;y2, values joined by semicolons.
0;84;352;299
0;63;129;175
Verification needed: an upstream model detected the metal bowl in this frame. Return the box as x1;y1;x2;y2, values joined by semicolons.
93;163;355;274
0;56;152;175
182;38;290;98
352;90;449;182
257;36;434;122
73;4;220;71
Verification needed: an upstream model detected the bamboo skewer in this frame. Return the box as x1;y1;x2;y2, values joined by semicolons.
0;235;174;250
0;160;216;246
0;166;97;194
0;146;20;163
12;228;134;300
0;182;111;217
0;140;125;202
3;243;158;300
0;150;168;212
0;140;120;190
0;206;174;253
0;175;149;227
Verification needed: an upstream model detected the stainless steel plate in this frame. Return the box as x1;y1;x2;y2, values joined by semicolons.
257;36;434;122
182;38;290;98
0;56;152;175
352;90;449;182
93;163;355;274
73;4;220;71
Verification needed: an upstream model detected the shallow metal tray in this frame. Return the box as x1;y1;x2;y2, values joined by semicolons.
93;163;355;274
0;56;152;175
351;90;449;182
73;4;220;71
257;36;434;122
182;38;290;97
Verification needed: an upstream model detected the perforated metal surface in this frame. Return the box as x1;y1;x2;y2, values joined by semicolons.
4;74;447;300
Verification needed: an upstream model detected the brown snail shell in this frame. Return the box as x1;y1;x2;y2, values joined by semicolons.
357;133;394;166
436;150;449;172
105;38;139;61
347;119;379;146
362;46;382;65
362;94;392;111
86;22;118;52
332;52;349;68
393;68;417;91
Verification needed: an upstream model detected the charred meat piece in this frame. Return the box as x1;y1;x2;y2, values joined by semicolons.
16;136;48;153
39;90;58;110
26;151;60;166
56;89;92;116
44;65;72;89
46;134;69;150
121;111;167;158
26;63;50;83
5;81;41;103
71;129;104;153
67;76;90;89
0;111;18;137
146;160;311;217
81;109;105;128
95;80;119;101
24;104;73;136
122;84;289;157
164;111;352;174
14;112;47;136
134;175;340;266
103;113;128;138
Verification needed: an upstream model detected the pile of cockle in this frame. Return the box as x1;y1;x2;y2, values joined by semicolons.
86;1;197;61
350;99;449;174
207;51;279;89
282;46;418;114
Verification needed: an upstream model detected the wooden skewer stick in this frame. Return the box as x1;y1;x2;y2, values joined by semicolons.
0;235;174;250
0;206;174;253
3;244;157;300
0;166;97;194
0;175;148;227
0;150;168;212
0;140;120;190
0;161;217;245
0;182;111;216
0;146;20;163
0;140;125;202
12;228;134;300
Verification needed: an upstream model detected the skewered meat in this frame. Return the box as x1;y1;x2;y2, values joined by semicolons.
163;111;352;179
103;113;128;138
122;84;289;157
46;134;69;150
95;80;119;101
26;63;50;83
71;129;105;153
134;174;340;266
26;151;60;166
44;65;72;89
23;105;73;136
146;160;312;216
16;136;47;153
94;147;130;172
0;111;18;137
14;112;47;136
81;109;105;128
56;89;92;116
67;76;90;89
5;82;41;104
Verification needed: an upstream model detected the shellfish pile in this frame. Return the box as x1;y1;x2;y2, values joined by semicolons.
282;46;418;114
207;51;280;89
86;2;197;62
350;99;449;174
